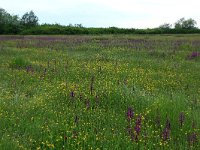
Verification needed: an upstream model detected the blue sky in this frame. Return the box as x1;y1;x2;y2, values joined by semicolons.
1;0;199;28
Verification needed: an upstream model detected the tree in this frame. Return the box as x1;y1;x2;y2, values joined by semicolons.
0;8;21;34
174;18;197;29
183;18;197;29
74;24;83;28
159;23;172;29
21;11;39;28
0;8;6;33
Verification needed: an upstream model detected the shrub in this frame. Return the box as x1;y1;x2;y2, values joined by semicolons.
9;57;31;69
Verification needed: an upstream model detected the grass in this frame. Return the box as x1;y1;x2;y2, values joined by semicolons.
0;34;199;149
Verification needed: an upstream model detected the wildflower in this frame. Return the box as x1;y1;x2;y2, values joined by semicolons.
47;143;54;148
70;91;75;98
134;124;141;135
188;52;200;59
134;115;142;137
26;65;34;74
135;115;142;126
161;118;171;141
126;126;134;141
126;107;134;122
187;132;198;146
126;125;132;135
162;127;170;141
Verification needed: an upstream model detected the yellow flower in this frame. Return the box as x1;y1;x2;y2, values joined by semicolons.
47;143;55;148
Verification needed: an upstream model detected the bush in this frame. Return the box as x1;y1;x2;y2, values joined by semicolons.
9;57;31;69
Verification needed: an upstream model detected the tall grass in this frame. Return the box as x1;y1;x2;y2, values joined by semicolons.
0;35;199;149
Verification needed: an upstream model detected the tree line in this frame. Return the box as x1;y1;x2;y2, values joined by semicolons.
0;8;199;35
0;8;38;34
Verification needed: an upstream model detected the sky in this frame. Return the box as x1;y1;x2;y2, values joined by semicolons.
1;0;199;28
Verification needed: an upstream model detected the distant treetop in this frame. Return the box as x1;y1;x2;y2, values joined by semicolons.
20;11;39;28
174;18;197;29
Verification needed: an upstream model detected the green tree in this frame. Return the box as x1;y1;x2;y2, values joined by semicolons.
0;8;21;34
174;18;197;29
159;23;172;29
0;8;8;33
20;11;39;28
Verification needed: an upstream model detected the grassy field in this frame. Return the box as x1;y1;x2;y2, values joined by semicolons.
0;34;199;149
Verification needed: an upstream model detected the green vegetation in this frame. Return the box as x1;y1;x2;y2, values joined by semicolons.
9;57;31;69
0;8;200;35
0;34;199;149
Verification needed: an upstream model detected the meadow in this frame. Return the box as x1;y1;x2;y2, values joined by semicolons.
0;34;199;149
